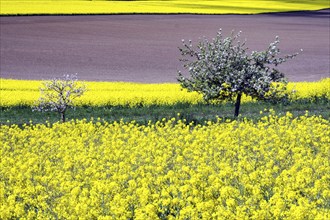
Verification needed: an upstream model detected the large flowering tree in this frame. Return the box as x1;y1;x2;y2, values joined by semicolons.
178;30;300;117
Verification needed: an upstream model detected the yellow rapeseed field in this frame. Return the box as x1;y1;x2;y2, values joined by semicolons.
1;0;328;15
0;78;329;107
1;113;329;219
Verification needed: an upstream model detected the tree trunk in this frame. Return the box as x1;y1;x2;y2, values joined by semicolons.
60;112;66;123
234;93;242;117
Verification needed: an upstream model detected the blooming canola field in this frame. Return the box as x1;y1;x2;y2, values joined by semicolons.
1;113;329;219
1;0;328;15
1;1;330;218
1;78;329;107
1;78;330;218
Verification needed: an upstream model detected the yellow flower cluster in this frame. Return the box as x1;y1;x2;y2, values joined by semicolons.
83;82;202;107
0;79;202;107
0;78;329;107
1;113;329;219
287;79;330;100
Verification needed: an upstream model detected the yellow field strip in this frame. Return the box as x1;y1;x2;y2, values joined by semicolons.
0;78;329;107
0;0;328;15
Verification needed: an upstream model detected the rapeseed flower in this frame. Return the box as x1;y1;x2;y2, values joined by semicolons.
1;78;329;107
1;114;329;218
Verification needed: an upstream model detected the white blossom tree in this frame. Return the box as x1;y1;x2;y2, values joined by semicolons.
178;29;300;117
33;74;87;122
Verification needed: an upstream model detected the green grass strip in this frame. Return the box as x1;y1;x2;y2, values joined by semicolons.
1;99;329;126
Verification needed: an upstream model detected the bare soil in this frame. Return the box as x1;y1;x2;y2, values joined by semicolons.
1;10;329;83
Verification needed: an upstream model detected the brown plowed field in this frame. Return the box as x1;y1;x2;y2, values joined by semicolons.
1;10;329;83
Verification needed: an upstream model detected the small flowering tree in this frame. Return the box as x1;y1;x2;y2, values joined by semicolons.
178;29;300;117
33;74;87;122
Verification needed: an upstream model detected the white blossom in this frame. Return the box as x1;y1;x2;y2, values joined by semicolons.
33;74;87;122
177;30;300;117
